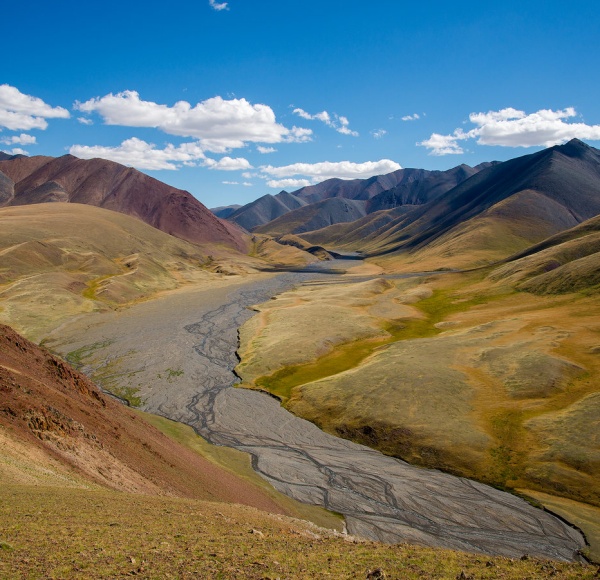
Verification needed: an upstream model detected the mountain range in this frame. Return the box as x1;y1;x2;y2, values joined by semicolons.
282;139;600;270
220;162;494;233
1;140;600;572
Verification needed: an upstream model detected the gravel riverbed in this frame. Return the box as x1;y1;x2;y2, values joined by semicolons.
50;261;586;560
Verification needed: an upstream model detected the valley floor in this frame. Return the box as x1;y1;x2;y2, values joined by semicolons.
39;262;587;561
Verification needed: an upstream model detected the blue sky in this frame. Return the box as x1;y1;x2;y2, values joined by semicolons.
2;0;599;208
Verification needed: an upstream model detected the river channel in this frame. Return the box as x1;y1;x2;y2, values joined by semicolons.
53;258;585;560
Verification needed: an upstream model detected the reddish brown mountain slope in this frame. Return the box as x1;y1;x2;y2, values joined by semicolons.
0;154;248;252
0;324;284;512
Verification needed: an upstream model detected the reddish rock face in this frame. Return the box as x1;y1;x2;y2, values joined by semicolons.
0;154;248;252
0;323;285;512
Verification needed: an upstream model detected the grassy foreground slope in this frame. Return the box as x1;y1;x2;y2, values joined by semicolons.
3;484;596;580
2;309;595;577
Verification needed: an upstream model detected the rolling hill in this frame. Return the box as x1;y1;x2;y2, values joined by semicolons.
490;213;600;294
0;153;248;252
0;203;220;341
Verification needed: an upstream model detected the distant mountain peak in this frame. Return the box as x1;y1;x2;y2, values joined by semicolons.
554;137;594;158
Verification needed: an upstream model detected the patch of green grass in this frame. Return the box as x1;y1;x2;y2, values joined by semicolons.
111;386;144;408
255;336;386;402
486;409;528;487
65;340;114;369
0;541;14;552
415;287;512;327
82;274;115;301
253;287;513;403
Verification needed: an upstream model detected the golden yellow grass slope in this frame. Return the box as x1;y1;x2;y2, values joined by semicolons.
0;203;317;342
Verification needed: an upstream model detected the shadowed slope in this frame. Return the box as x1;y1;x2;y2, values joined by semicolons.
228;190;307;230
369;139;600;256
289;163;491;205
304;140;600;271
0;154;248;252
255;197;368;235
255;163;487;239
365;164;487;212
211;204;241;218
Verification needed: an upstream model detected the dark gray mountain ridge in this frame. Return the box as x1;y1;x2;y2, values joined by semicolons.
228;162;489;234
211;204;242;219
227;190;307;231
365;164;493;212
254;197;368;236
290;163;496;205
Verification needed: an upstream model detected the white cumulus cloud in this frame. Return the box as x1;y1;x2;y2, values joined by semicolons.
75;91;309;151
292;107;358;136
77;117;93;125
371;129;387;139
261;159;401;182
257;145;276;154
401;113;420;121
419;130;470;156
204;156;253;171
0;84;69;131
266;178;313;189
420;107;600;155
69;137;207;170
0;133;37;145
209;0;228;10
1;147;28;156
69;137;253;172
